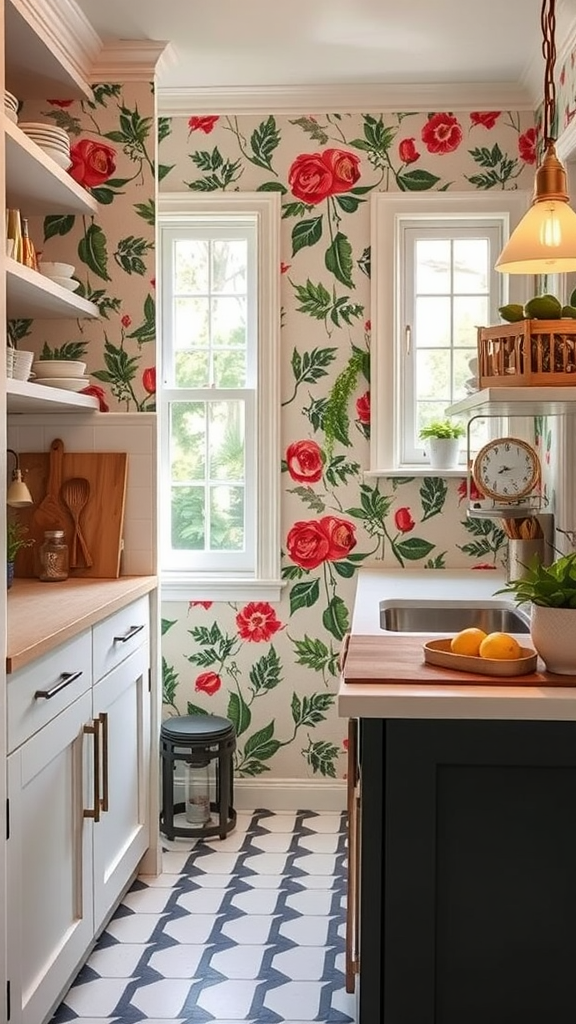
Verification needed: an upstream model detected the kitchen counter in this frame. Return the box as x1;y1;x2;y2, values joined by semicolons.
7;575;157;673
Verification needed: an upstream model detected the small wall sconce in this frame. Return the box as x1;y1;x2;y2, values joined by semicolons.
7;449;33;508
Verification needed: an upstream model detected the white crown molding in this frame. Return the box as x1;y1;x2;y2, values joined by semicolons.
91;40;171;82
158;81;535;117
9;0;102;96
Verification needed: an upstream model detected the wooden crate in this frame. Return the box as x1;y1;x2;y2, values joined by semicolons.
477;320;576;387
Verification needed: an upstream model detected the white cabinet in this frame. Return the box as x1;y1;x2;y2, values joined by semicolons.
6;596;151;1024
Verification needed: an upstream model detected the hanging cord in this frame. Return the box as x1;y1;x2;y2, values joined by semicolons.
541;0;556;144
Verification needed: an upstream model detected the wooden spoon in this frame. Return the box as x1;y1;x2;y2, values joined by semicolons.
61;477;93;568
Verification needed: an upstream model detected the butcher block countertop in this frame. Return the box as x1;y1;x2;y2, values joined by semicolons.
339;632;576;721
7;575;157;673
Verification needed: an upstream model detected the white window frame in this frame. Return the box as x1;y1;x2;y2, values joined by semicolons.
158;192;282;601
369;191;531;476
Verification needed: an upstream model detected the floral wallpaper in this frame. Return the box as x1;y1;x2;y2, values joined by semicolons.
158;108;538;782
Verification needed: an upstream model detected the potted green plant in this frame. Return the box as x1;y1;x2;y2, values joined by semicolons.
7;515;33;589
419;419;466;469
495;552;576;674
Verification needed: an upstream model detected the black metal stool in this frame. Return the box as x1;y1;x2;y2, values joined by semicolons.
160;714;236;840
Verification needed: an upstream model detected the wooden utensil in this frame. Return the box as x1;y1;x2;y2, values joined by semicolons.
31;438;67;537
60;477;93;568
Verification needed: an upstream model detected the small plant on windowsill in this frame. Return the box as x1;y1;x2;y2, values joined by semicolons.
419;419;466;470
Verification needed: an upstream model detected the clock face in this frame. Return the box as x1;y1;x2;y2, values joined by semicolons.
472;438;540;503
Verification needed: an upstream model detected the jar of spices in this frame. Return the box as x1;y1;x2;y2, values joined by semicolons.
39;530;69;582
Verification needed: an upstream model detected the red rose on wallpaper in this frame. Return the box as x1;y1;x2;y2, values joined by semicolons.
69;139;116;188
121;314;132;328
286;439;324;483
398;138;420;164
457;478;484;503
519;127;537;164
195;671;222;695
470;112;501;129
356;391;370;425
189;601;213;610
236;602;283;642
188;115;219;134
80;385;109;412
421;113;463;154
321;516;357;561
287;519;331;569
142;367;156;395
48;99;74;107
288;148;361;204
471;564;497;570
394;507;415;533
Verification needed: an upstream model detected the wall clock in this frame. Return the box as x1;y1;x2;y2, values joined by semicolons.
472;437;541;503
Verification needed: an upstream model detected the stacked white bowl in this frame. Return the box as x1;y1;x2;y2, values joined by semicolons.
4;90;18;124
18;122;71;169
31;359;89;393
38;261;80;292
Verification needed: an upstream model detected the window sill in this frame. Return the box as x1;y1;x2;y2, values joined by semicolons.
364;467;468;479
160;575;285;602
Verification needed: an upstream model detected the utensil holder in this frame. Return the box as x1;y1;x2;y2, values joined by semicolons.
507;538;546;582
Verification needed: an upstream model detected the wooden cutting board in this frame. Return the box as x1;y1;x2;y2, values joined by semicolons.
15;438;128;579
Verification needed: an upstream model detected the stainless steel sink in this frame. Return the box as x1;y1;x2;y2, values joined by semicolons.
380;601;529;634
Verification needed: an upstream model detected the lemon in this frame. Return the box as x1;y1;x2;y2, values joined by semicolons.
450;627;487;657
478;632;522;660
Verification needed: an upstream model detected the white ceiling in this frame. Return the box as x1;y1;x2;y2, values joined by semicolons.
76;0;576;103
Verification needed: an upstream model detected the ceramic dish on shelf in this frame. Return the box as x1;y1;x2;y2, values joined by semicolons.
31;360;86;378
43;275;80;292
38;261;75;278
423;638;538;678
34;377;90;392
18;121;69;138
4;109;18;125
37;147;72;171
23;133;69;149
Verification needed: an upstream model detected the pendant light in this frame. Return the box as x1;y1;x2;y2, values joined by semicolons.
495;0;576;274
6;449;33;508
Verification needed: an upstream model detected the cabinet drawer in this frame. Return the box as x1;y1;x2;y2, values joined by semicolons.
92;595;149;683
8;631;92;753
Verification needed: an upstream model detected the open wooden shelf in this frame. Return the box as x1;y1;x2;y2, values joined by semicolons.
7;379;99;414
6;258;98;319
5;117;97;216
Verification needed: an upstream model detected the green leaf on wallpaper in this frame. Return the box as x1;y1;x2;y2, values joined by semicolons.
324;457;361;487
322;595;349;641
281;564;306;580
289;579;320;614
397;169;441;191
78;223;110;281
305;739;339;777
290;346;337;386
90;83;122;107
420;477;448;521
291;636;334;673
287;486;326;513
249;647;282;693
357;246;371;278
134;199;156;225
249;115;280;172
162;658;179;706
288;116;329;146
292;217;323;255
426;553;447;568
191;148;223;171
243;722;281;762
292;692;335;728
325;232;354;289
75;286;121;319
157;163;175;182
186;701;210;716
114;235;154;276
88;187;119;205
239;759;270;776
394;537;435;562
292;279;331;319
459;539;494;558
469;144;504;168
7;319;32;345
106;104;153;147
158;116;172;143
41;108;82;136
127;294;156;345
227;691;251;738
334;193;365;214
332;559;357;579
282;200;311;219
161;618;177;635
256;181;287;193
44;214;75;241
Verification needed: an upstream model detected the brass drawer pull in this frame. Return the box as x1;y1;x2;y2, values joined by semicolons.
34;670;83;700
83;717;101;822
113;623;145;643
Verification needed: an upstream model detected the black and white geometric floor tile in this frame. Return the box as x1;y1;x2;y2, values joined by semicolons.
50;810;356;1024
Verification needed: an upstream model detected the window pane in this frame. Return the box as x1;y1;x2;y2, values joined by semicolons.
174;297;209;349
213;350;247;388
212;240;247;294
171;485;205;550
212;297;247;348
210;485;244;550
453;296;489;345
171;402;206;479
453;349;476;397
416;296;451;347
208;401;245;481
453;238;489;293
175;350;210;388
416;350;451;400
174;239;209;293
416;239;451;293
417;401;458;437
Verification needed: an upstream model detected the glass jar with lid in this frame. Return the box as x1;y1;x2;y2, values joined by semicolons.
39;530;69;582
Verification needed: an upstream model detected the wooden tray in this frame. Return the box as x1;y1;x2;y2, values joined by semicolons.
424;638;538;677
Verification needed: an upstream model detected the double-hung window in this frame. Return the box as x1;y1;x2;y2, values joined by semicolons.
370;192;530;473
158;194;281;600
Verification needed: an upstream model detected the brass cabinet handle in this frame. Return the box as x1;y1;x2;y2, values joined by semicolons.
345;718;360;993
99;712;109;813
113;623;145;643
34;670;83;700
83;717;101;822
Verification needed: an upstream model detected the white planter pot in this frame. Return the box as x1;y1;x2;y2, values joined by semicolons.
530;604;576;675
426;437;461;470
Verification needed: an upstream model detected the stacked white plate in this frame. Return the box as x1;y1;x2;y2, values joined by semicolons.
31;359;88;392
4;89;18;124
18;122;71;170
38;260;80;292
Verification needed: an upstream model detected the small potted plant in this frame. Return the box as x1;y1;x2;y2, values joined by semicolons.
419;418;466;469
7;515;33;589
495;552;576;674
